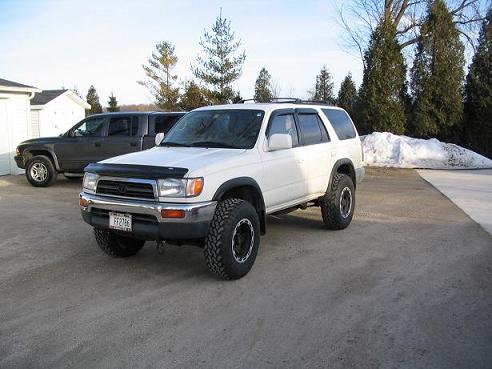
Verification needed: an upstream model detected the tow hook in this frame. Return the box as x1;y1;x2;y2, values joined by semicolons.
156;240;166;254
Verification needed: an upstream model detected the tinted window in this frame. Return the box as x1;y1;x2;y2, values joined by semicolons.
108;116;138;136
151;115;181;135
267;113;299;147
321;109;356;140
73;117;105;137
163;110;264;149
297;113;330;145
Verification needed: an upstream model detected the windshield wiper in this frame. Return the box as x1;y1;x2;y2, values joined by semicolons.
191;141;243;149
160;141;192;147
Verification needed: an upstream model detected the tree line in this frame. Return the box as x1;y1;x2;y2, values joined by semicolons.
81;2;491;158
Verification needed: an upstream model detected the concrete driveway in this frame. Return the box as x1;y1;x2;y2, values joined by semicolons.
418;169;492;236
0;168;491;369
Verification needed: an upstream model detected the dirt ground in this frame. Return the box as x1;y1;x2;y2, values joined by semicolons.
0;168;491;369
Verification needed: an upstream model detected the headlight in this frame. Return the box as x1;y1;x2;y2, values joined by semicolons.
83;172;98;192
157;177;203;197
16;147;20;156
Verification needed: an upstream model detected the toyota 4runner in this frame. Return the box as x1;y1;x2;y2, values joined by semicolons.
80;101;364;280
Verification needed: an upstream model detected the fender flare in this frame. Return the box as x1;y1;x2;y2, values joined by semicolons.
328;158;356;190
212;177;267;234
24;146;61;171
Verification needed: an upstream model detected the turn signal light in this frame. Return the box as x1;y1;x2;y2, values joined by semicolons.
79;198;89;207
161;209;185;218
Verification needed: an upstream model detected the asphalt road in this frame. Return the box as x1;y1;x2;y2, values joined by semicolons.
0;168;491;369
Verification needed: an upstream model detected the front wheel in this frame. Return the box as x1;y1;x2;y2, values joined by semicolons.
320;173;355;230
25;155;57;187
94;227;145;257
204;199;260;280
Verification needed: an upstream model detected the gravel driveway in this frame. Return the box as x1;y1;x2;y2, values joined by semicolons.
0;168;491;369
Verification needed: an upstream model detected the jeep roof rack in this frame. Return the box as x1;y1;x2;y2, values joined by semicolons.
236;98;333;106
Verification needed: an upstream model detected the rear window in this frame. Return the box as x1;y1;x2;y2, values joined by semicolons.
108;116;138;136
321;109;356;140
150;115;182;135
297;113;330;145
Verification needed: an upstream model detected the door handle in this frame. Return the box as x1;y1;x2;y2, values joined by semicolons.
94;142;101;147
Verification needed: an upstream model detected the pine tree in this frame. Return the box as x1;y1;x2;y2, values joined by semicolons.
107;93;120;112
337;73;357;117
231;91;243;103
357;21;407;135
410;0;465;141
178;80;209;111
193;11;246;104
86;85;102;116
313;65;335;103
138;41;180;111
463;6;492;158
254;67;273;102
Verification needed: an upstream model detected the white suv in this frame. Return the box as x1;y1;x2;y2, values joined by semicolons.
80;101;364;279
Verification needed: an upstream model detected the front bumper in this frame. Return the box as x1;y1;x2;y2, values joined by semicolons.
14;155;25;169
80;192;217;240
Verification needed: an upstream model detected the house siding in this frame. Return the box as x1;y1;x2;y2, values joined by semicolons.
0;92;31;175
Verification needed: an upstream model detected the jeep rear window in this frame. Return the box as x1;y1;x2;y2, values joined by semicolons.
162;110;264;149
321;109;356;140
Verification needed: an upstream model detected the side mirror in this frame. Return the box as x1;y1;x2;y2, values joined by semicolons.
268;134;292;151
155;132;165;146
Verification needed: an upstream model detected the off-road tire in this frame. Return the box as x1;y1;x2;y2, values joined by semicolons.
94;227;145;257
25;155;57;187
204;199;260;280
320;173;355;230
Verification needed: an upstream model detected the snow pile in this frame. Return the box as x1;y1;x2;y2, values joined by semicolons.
361;132;492;169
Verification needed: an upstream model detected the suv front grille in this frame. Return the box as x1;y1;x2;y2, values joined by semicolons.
96;180;155;200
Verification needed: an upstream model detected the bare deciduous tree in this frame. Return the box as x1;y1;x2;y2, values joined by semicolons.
339;0;485;68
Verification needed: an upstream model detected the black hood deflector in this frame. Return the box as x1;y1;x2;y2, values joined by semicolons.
84;163;188;179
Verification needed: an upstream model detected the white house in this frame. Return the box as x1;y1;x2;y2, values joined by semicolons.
30;89;90;138
0;78;41;175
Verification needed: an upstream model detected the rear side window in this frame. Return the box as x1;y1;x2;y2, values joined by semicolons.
297;113;330;145
150;115;181;135
267;113;299;147
321;109;356;140
108;116;138;136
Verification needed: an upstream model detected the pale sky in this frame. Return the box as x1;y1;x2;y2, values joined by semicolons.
0;0;363;105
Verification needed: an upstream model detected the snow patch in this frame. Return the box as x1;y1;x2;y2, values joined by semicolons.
361;132;492;169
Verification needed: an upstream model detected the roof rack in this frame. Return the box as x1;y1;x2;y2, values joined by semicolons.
236;98;333;106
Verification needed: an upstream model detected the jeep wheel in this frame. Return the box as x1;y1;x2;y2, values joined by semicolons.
320;173;355;230
94;227;145;257
204;199;260;280
25;155;57;187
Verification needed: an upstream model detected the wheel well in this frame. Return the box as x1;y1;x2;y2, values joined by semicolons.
337;163;356;188
221;185;266;235
26;150;57;170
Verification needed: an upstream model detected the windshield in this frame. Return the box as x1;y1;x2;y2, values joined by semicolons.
161;109;265;149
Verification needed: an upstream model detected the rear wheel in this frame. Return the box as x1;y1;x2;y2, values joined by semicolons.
25;155;57;187
204;199;260;280
94;227;145;257
320;173;355;230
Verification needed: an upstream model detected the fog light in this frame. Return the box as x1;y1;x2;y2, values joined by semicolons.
161;209;185;218
79;198;89;207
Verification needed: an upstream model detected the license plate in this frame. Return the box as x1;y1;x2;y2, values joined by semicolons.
109;212;132;232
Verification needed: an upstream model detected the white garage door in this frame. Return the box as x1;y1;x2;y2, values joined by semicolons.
0;99;10;175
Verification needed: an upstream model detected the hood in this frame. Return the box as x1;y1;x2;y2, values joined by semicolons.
101;146;247;176
18;136;63;146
